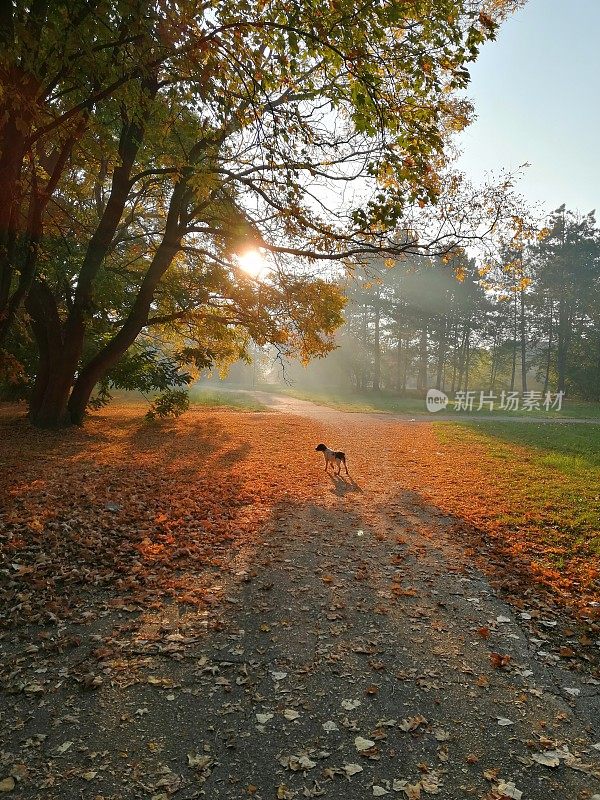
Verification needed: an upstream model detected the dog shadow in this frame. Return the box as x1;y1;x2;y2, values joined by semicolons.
328;472;363;496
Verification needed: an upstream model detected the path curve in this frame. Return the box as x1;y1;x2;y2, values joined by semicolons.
249;389;600;424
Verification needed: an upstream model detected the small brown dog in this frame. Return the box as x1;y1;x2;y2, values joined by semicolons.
315;443;349;476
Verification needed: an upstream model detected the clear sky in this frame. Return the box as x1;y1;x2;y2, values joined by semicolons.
457;0;600;216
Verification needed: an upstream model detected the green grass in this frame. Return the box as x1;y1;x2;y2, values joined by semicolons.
447;420;600;471
443;398;600;420
435;420;600;552
187;387;267;411
111;387;267;411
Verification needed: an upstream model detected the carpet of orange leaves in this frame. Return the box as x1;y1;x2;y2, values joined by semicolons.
1;403;598;629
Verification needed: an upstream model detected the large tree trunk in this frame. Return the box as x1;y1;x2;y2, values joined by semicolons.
25;280;83;428
0;117;27;326
0;119;85;345
24;93;160;428
67;225;184;424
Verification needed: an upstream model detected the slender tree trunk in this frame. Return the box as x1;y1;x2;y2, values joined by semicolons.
359;299;368;392
456;325;468;391
557;297;569;393
520;287;527;393
463;331;470;391
372;287;381;392
417;321;428;391
393;296;404;393
435;317;447;390
595;333;600;402
490;322;499;390
395;337;403;392
510;291;517;391
450;319;459;394
401;345;409;392
543;299;554;395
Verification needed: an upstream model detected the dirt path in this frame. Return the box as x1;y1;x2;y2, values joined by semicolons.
1;405;600;799
248;389;600;424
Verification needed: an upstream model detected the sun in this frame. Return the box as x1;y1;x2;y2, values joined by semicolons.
237;248;267;279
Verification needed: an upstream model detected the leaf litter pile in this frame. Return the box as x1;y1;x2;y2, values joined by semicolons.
1;403;600;799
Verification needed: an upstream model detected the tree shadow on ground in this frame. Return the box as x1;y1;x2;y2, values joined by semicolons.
0;408;266;631
382;487;600;629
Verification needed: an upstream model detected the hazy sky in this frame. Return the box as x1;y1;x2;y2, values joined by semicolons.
457;0;599;216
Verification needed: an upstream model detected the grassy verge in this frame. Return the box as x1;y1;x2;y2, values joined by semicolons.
187;387;267;411
432;420;600;603
108;387;268;412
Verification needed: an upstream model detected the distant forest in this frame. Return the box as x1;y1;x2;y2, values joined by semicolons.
273;206;600;400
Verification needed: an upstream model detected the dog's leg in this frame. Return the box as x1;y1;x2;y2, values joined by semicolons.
344;458;349;476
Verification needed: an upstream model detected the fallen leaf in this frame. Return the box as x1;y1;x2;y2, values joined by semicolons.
344;764;363;777
355;736;376;752
398;715;428;732
187;753;212;768
490;652;511;670
496;780;522;799
532;751;560;768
